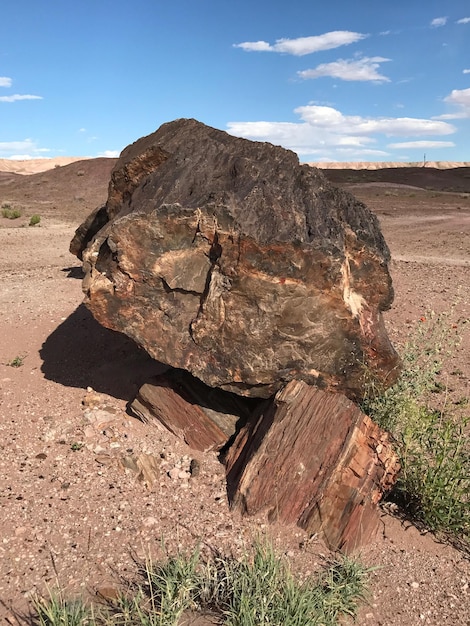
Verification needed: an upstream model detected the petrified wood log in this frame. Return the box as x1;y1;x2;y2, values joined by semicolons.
71;118;399;399
130;369;261;452
225;380;400;552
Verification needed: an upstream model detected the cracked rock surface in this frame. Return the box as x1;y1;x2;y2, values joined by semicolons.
71;119;399;398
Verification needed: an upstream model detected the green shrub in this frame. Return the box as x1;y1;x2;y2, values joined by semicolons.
7;355;25;367
362;312;469;549
33;592;91;626
29;214;41;226
2;205;22;219
33;541;370;625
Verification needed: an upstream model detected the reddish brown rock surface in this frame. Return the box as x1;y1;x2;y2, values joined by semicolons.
225;380;400;552
71;118;399;398
130;370;260;452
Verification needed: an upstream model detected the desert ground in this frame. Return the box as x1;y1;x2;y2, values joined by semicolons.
0;159;469;625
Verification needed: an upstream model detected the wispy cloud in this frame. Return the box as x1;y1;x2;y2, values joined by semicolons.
234;31;367;56
456;17;470;24
0;94;43;103
442;87;470;118
434;112;468;120
463;69;470;74
387;140;455;149
431;16;448;28
0;139;48;159
0;77;42;102
298;56;390;82
227;105;455;160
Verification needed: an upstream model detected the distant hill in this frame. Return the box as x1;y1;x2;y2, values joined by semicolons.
2;157;470;194
3;157;469;176
0;157;94;175
319;165;470;193
0;158;117;220
310;161;470;170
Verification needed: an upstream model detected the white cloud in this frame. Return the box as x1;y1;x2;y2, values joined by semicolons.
336;148;390;157
463;69;470;74
431;16;448;27
0;139;49;159
387;140;455;149
0;77;42;103
97;150;120;158
227;105;455;160
434;112;468;120
0;94;43;103
443;87;470;118
298;56;390;82
7;154;44;160
294;105;454;136
234;31;367;56
235;40;272;52
457;17;470;24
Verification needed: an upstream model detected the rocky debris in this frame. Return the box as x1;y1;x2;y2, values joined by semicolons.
119;453;162;488
76;388;203;490
224;381;400;552
80;387;133;452
71;118;399;400
127;373;399;550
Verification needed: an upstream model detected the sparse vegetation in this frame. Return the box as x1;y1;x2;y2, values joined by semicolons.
2;202;22;219
7;354;26;367
33;541;370;625
29;214;41;226
362;311;470;550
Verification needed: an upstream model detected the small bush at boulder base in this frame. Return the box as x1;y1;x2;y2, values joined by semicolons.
29;214;41;226
362;311;469;550
33;541;371;625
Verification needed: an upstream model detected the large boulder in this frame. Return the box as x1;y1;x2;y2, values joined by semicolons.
71;118;399;399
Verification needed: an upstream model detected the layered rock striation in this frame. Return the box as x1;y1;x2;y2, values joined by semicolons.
71;118;399;399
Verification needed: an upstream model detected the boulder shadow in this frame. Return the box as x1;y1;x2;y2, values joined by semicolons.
61;265;85;279
40;304;166;401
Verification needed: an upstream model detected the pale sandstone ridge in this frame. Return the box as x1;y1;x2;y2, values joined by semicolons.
3;157;467;176
311;161;470;170
0;156;92;175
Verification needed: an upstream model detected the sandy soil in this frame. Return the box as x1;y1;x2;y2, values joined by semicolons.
0;161;469;625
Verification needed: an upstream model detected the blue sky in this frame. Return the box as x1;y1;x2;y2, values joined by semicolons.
1;0;470;163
